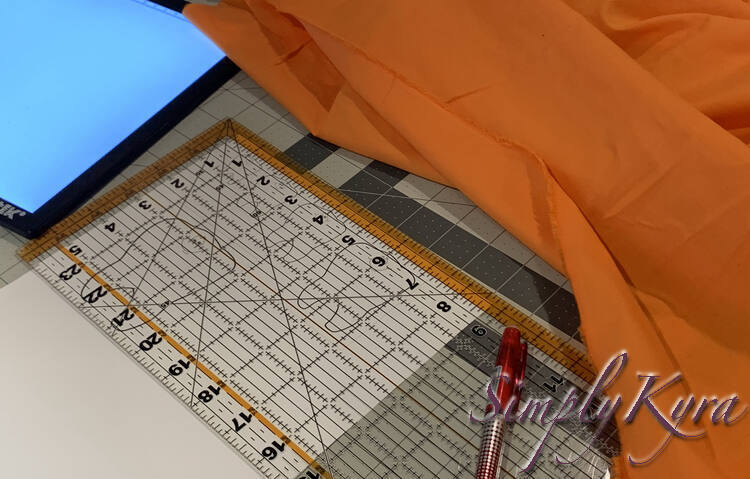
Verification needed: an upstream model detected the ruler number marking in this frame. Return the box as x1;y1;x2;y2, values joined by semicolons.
139;331;162;351
261;440;285;461
197;384;221;403
168;359;191;376
112;308;134;327
232;411;253;432
83;285;107;304
58;264;81;281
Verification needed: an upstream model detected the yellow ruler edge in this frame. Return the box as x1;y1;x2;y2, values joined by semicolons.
20;120;231;263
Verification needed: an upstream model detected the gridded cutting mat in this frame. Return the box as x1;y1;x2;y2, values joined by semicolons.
22;119;617;478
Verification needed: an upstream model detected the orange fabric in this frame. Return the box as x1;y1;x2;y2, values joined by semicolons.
184;1;750;477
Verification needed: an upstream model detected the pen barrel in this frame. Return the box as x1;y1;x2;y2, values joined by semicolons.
475;415;507;479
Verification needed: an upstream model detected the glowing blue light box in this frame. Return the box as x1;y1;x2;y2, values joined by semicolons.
0;0;226;214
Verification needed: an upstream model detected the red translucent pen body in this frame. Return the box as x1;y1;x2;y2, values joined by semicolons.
475;327;527;479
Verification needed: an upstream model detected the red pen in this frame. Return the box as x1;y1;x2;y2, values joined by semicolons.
475;327;527;479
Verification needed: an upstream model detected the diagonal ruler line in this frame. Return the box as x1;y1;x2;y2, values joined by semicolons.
106;219;242;334
123;152;213;306
229;123;336;476
189;137;230;407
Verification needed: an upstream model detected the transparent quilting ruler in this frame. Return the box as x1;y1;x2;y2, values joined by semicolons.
22;120;617;478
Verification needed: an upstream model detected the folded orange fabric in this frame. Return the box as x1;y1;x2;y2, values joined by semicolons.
185;1;750;477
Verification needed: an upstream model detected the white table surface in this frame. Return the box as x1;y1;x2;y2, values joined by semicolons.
0;272;262;479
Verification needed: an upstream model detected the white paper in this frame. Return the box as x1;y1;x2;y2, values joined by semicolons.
0;272;261;479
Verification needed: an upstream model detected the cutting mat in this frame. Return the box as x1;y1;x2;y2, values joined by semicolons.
22;119;618;478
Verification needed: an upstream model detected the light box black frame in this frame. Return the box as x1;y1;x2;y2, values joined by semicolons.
0;0;238;238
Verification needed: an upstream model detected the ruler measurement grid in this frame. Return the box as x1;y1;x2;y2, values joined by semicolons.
29;123;611;478
38;137;604;478
45;140;482;468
